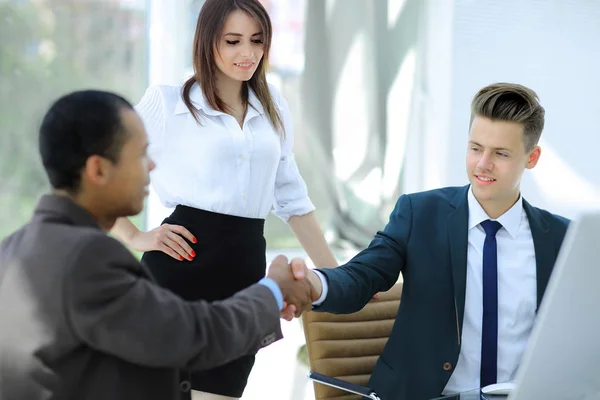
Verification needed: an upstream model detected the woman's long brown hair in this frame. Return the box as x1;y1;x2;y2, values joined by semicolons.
182;0;285;136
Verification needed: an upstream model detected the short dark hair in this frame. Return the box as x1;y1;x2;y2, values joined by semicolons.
471;82;545;152
39;90;133;192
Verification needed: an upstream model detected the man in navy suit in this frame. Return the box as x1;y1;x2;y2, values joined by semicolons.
293;83;570;400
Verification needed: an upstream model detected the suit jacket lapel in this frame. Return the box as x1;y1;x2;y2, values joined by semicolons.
523;199;553;309
448;185;470;334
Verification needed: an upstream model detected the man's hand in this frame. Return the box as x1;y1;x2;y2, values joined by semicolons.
279;257;323;319
289;261;380;301
288;259;322;303
267;256;315;318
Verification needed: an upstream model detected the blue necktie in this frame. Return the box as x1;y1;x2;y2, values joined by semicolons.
480;219;502;387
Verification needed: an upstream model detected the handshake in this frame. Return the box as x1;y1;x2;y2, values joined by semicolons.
266;255;323;320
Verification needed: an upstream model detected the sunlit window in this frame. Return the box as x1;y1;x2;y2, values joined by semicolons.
0;0;149;238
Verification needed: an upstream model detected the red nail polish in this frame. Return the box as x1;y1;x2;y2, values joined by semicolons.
179;256;184;261
191;251;196;257
192;238;197;243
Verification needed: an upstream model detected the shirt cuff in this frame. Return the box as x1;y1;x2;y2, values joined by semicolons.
272;198;316;223
312;269;329;306
258;277;284;311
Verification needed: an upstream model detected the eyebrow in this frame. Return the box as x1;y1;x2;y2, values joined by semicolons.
223;32;263;37
469;141;513;152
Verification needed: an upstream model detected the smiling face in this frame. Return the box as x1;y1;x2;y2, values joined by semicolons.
466;115;541;218
213;9;265;84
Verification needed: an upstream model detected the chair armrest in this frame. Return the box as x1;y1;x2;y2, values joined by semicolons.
307;371;381;400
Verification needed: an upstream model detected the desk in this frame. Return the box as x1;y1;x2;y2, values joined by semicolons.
430;390;508;399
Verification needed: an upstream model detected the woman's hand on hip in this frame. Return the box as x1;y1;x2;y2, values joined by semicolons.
131;224;197;261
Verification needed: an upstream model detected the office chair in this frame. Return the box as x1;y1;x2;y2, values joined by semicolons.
302;282;403;400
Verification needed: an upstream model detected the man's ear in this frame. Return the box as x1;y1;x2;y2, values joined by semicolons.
82;155;113;186
526;146;541;169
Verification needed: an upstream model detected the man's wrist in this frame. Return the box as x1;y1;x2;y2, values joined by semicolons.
258;277;284;311
307;270;322;301
311;269;328;305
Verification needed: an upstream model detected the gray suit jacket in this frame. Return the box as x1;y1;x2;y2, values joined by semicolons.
0;195;282;400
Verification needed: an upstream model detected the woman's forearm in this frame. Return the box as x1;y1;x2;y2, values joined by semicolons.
111;217;140;245
287;211;338;269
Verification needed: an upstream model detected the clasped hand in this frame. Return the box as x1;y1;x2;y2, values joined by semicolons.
266;255;319;321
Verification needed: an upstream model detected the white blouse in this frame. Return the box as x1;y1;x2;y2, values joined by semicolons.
134;82;314;222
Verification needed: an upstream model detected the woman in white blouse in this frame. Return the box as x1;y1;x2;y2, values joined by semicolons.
111;0;337;399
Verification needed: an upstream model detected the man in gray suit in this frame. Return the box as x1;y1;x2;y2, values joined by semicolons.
0;90;312;400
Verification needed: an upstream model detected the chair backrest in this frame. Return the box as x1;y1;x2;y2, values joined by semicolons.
302;282;403;400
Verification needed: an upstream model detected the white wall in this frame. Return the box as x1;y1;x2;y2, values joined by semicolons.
411;0;600;219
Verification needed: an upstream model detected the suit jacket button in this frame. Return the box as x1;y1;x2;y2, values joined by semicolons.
443;362;453;371
180;380;191;392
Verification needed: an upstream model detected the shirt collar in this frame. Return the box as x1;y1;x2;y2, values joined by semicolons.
174;82;265;118
467;186;524;239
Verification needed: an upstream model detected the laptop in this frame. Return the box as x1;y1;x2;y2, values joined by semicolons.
508;210;600;399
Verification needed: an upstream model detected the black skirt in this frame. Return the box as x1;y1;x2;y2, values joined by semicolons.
141;205;266;398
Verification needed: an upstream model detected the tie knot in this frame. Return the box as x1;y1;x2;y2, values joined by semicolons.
481;219;502;236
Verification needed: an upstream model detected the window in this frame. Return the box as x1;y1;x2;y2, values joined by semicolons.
0;0;149;238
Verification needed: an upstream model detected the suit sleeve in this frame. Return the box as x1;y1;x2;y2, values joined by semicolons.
313;194;413;314
63;234;282;370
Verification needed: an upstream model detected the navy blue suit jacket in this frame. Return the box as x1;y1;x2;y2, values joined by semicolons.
314;185;569;400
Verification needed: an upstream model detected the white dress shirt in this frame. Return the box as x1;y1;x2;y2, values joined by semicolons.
443;188;537;393
134;82;314;222
313;188;537;392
